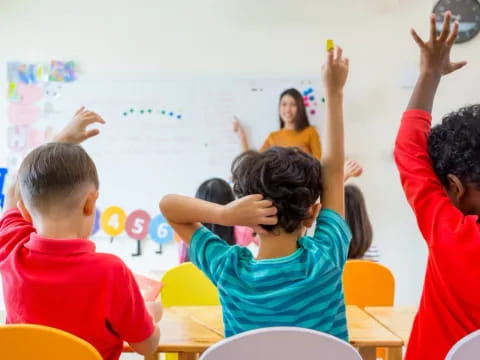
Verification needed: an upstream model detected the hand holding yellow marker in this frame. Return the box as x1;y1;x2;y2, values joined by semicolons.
326;39;335;52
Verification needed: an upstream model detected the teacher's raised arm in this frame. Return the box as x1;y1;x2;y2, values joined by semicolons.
233;88;322;160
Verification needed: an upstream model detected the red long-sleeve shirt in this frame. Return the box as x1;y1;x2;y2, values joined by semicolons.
394;109;480;360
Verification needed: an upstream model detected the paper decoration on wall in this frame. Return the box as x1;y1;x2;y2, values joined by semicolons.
0;168;8;209
91;208;101;235
100;206;127;239
7;126;29;152
49;60;76;82
7;62;49;84
149;214;173;245
126;210;152;256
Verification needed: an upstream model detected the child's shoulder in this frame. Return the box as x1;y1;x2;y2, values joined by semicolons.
91;251;133;274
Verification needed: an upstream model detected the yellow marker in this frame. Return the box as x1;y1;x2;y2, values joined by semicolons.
326;39;334;51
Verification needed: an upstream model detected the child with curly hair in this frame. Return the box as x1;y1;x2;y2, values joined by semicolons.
394;12;476;360
160;46;351;339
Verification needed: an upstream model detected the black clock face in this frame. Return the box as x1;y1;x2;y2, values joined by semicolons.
434;0;480;43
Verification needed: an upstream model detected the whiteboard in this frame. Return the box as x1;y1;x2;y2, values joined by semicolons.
6;73;324;271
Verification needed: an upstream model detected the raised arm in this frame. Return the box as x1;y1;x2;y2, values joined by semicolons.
407;13;466;112
321;46;349;216
394;12;469;244
3;107;105;212
159;194;277;244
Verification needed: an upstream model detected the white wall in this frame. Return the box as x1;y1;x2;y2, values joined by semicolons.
1;0;479;306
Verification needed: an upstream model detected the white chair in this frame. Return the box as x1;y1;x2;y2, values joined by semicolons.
446;330;480;360
200;327;362;360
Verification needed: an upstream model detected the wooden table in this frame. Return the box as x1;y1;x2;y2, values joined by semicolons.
364;306;417;347
169;305;404;360
123;309;222;360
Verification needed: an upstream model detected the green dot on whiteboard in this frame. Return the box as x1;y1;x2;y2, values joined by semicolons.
129;108;134;113
148;109;152;113
123;112;128;116
140;109;145;114
161;110;166;115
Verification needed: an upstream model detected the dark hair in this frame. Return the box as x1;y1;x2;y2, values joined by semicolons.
279;88;310;132
232;147;322;233
428;105;480;188
195;178;236;246
18;142;99;211
345;185;373;259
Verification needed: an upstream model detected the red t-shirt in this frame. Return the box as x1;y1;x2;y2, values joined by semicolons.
0;209;155;360
395;110;480;360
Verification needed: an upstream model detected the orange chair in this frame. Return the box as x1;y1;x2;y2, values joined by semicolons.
0;324;102;360
343;259;395;307
343;260;395;359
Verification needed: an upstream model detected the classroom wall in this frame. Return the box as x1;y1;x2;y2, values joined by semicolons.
0;0;479;306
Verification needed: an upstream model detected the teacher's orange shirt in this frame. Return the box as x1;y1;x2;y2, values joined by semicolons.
260;126;322;160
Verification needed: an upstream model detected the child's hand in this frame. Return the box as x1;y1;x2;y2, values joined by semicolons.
411;12;467;77
344;160;363;182
322;46;349;94
54;107;105;144
222;194;277;228
145;301;163;323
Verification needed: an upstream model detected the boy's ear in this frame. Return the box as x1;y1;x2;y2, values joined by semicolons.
447;174;465;203
17;200;33;223
83;190;99;217
303;203;322;228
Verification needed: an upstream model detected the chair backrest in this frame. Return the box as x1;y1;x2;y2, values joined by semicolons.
0;324;102;360
343;260;395;307
161;262;220;307
445;330;480;360
200;327;362;360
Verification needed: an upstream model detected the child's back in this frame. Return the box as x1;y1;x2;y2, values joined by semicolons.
0;109;160;360
161;46;350;339
189;148;351;338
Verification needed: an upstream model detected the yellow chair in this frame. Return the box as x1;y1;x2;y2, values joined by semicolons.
343;260;395;360
0;324;102;360
161;262;220;360
343;259;395;307
161;262;220;307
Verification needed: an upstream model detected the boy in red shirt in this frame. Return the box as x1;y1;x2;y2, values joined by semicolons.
394;12;477;360
0;108;162;360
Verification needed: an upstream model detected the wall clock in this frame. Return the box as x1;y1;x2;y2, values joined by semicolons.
433;0;480;43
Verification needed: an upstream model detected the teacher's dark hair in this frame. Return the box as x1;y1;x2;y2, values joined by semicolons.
279;88;310;132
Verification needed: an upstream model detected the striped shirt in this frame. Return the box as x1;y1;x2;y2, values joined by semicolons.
189;209;351;340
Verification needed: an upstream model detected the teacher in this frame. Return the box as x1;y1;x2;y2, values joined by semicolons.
233;88;322;160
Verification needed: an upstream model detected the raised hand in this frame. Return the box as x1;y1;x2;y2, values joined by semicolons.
411;12;467;76
322;46;349;95
344;160;363;182
54;107;106;144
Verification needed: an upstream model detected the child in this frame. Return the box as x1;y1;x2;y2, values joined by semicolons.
394;12;473;360
343;161;379;262
0;108;162;360
178;177;258;263
344;185;379;262
161;47;350;339
233;88;322;160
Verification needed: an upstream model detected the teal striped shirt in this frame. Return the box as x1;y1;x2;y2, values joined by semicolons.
189;209;351;340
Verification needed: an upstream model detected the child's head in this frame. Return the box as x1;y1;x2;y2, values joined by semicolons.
195;178;236;245
17;142;99;238
278;88;310;131
344;185;373;259
232;147;322;234
428;105;480;215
